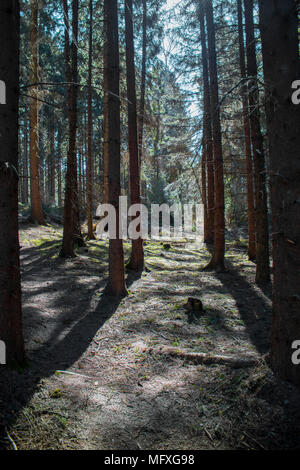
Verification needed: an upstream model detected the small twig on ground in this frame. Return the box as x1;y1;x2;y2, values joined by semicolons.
243;431;266;450
55;370;95;380
204;428;214;442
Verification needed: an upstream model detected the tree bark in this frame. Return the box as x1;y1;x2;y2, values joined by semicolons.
237;0;256;261
125;0;144;270
138;0;147;178
23;114;29;205
0;0;25;365
57;125;62;207
104;0;127;297
87;0;95;239
259;0;300;386
48;108;56;205
29;0;44;224
244;0;270;283
204;0;225;271
103;28;109;205
61;0;84;257
199;1;214;244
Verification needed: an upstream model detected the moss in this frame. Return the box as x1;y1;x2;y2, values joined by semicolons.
31;237;53;247
50;388;62;399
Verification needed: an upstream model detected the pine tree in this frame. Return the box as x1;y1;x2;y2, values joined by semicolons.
29;0;44;224
61;0;84;257
259;0;300;386
204;0;225;271
237;0;255;261
244;0;270;283
199;0;214;244
104;0;127;297
87;0;96;239
125;0;144;271
0;0;25;365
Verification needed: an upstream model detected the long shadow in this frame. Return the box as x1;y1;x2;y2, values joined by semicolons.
0;292;122;448
0;238;142;449
215;260;272;354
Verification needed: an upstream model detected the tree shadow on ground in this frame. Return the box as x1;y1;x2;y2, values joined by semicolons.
215;260;272;354
145;242;272;355
0;238;142;449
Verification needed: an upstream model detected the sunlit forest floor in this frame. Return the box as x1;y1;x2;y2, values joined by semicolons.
1;222;300;450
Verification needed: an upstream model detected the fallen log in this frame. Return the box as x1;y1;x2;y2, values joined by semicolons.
148;346;259;368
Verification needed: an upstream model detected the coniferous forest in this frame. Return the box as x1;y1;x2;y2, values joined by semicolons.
0;0;300;452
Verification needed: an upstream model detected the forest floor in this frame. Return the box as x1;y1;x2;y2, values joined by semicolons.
1;222;300;450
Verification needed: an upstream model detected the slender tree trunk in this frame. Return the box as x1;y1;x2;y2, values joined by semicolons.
49;109;55;205
81;137;86;209
87;0;95;239
39;107;45;203
125;0;144;270
61;0;76;256
103;31;109;205
57;125;62;207
259;0;300;386
138;0;147;176
204;0;225;271
29;0;43;224
78;144;82;209
199;1;214;243
201;146;208;239
0;0;25;365
244;0;270;283
24;114;29;205
104;0;127;297
237;0;256;261
46;112;51;203
61;0;84;257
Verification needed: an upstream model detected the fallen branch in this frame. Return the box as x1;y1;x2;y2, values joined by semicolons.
148;346;259;368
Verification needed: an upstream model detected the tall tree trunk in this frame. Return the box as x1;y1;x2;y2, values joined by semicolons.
23;114;29;205
138;0;147;181
125;0;144;271
237;0;256;261
244;0;270;283
104;0;127;297
49;108;56;205
259;0;300;386
0;0;25;365
81;137;86;209
103;29;109;205
201;146;208;240
61;0;84;257
29;0;43;224
57;125;62;207
204;0;225;271
87;0;95;239
78;143;82;209
199;1;214;244
137;0;147;201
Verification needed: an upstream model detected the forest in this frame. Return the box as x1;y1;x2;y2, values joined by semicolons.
0;0;299;452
